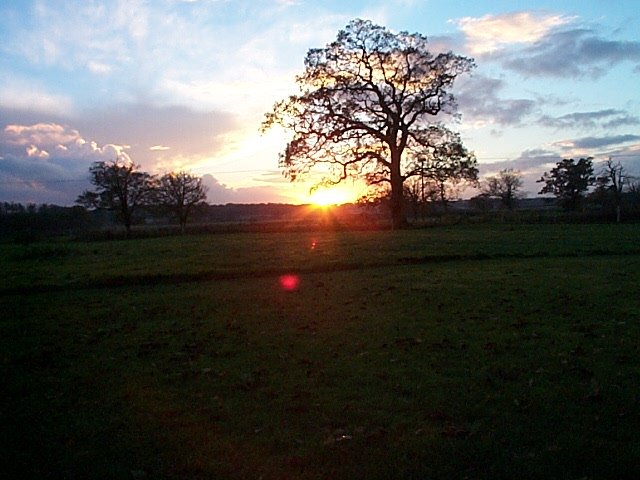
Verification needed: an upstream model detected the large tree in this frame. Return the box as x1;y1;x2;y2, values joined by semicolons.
262;19;475;228
157;171;208;232
76;157;155;234
538;158;595;211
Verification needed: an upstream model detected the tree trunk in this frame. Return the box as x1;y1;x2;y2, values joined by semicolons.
389;149;407;229
123;212;132;237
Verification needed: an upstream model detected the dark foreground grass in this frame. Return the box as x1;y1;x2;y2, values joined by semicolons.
2;224;640;479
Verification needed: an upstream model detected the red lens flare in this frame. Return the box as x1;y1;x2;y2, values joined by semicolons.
279;274;300;291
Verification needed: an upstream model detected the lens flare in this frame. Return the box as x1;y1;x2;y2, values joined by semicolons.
279;274;300;291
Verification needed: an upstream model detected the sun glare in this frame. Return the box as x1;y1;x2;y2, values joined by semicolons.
308;187;356;207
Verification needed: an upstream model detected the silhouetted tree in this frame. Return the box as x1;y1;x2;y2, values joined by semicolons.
593;158;628;222
538;158;595;211
262;19;475;228
157;171;208;232
77;157;155;234
403;150;478;218
482;169;523;210
420;146;478;210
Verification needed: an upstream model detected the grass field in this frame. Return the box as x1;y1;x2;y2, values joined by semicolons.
2;224;640;479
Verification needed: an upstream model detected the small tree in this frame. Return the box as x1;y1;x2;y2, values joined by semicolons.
77;157;155;234
538;158;595;211
157;171;208;232
593;158;627;222
420;146;478;210
482;169;523;210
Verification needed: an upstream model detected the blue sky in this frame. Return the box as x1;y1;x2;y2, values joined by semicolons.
1;0;639;205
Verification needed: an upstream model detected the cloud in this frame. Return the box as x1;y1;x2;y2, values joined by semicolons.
0;78;75;117
274;0;301;6
3;0;349;114
202;174;294;204
456;75;537;127
456;11;571;55
500;27;640;78
554;134;640;150
87;61;113;74
77;103;238;170
480;149;561;174
0;122;130;204
538;109;640;130
3;123;80;148
454;11;640;78
11;1;140;69
151;9;347;115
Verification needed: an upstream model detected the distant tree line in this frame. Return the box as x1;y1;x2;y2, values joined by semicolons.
0;202;97;241
2;179;640;243
394;157;639;223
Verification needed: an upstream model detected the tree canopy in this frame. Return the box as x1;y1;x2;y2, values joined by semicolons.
482;169;523;210
76;158;155;234
263;19;475;228
538;158;595;211
157;171;208;232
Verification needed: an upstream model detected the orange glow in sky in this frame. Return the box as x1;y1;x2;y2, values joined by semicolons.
307;186;358;206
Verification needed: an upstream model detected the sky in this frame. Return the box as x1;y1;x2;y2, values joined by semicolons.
1;0;639;206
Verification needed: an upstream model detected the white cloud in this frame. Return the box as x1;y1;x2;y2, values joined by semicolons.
88;60;113;74
11;1;144;70
0;79;75;116
274;0;301;6
456;11;572;54
1;122;130;166
113;0;149;41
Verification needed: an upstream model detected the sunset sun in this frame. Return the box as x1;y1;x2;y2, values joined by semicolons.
308;186;357;207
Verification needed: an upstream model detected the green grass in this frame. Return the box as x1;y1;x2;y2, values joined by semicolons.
2;224;640;479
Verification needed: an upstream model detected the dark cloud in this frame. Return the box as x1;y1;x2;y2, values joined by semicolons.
500;28;640;78
456;75;537;126
480;149;560;174
538;109;640;130
78;103;238;168
202;174;293;204
555;134;640;150
0;122;127;204
0;157;90;205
